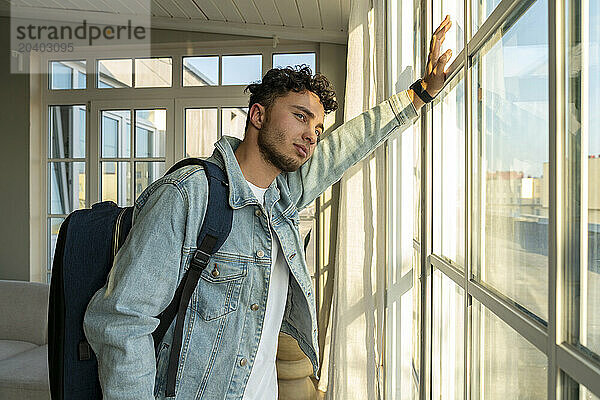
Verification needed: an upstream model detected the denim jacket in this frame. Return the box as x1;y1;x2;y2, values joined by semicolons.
83;91;417;400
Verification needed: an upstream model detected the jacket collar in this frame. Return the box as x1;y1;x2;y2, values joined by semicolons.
207;135;280;210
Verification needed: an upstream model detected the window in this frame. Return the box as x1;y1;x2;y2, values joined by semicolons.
433;0;464;66
387;0;600;396
432;269;465;399
273;52;316;72
41;43;319;286
472;0;549;321
134;58;172;88
183;106;249;158
385;0;422;397
47;105;86;282
97;58;132;88
183;56;219;86
100;110;131;206
185;108;218;157
221;54;262;85
135;109;166;158
433;72;465;268
472;0;503;35
101;110;130;158
565;0;600;373
221;107;248;140
471;300;547;399
49;61;86;90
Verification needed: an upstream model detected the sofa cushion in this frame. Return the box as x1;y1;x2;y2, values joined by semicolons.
0;344;50;399
0;281;49;346
0;340;37;361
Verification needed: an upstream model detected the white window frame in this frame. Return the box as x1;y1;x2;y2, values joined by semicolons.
385;0;600;398
34;39;319;284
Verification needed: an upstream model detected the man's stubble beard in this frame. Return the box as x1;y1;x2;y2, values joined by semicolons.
257;115;304;173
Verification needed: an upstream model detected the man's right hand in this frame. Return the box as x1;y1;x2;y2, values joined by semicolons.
409;15;453;110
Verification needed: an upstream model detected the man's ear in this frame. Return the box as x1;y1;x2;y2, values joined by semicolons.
249;103;266;130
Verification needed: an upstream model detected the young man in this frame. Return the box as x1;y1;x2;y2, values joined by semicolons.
84;17;452;400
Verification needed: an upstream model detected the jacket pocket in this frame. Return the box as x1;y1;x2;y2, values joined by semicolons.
191;258;247;321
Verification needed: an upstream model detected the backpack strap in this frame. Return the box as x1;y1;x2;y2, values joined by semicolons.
150;159;233;398
151;157;205;348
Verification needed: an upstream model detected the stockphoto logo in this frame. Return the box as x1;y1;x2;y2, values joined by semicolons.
15;20;147;46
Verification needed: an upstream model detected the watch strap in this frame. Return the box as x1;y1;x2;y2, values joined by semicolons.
410;79;435;104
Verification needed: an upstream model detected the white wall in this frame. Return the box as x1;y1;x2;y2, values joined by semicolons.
0;16;30;281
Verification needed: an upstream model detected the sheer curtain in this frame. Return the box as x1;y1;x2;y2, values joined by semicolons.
319;0;389;398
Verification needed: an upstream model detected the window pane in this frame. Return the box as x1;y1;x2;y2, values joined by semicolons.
135;109;166;158
433;0;464;65
432;269;465;400
386;284;415;398
222;54;262;85
98;59;132;88
565;0;600;356
388;0;420;256
385;244;419;399
222;107;248;140
78;70;86;88
185;108;218;157
472;0;549;320
48;105;86;159
135;58;172;88
472;0;502;36
471;300;547;399
433;72;465;268
50;61;86;89
183;56;219;86
101;110;131;158
135;162;165;198
390;129;416;277
273;53;316;72
48;217;64;273
48;162;86;214
101;162;132;207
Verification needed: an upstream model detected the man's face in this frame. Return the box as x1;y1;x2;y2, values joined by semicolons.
256;90;325;173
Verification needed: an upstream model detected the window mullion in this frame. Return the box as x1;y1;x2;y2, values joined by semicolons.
548;0;566;396
89;101;99;206
464;0;472;398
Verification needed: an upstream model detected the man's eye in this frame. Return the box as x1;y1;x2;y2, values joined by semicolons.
315;130;321;136
295;113;305;121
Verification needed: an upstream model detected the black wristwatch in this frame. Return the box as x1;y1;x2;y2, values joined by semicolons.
409;79;435;104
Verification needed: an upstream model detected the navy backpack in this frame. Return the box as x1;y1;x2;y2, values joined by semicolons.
48;159;233;399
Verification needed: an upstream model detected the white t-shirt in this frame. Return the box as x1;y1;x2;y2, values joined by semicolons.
242;180;290;400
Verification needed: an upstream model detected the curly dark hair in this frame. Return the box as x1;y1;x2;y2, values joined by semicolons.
244;64;338;131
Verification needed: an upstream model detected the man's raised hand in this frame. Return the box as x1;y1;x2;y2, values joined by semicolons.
422;15;453;98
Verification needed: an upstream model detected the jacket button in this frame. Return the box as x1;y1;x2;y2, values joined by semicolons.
257;250;265;258
211;268;219;277
251;303;259;311
240;358;247;367
255;209;262;217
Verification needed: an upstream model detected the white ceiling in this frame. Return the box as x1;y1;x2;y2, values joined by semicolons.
2;0;350;43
